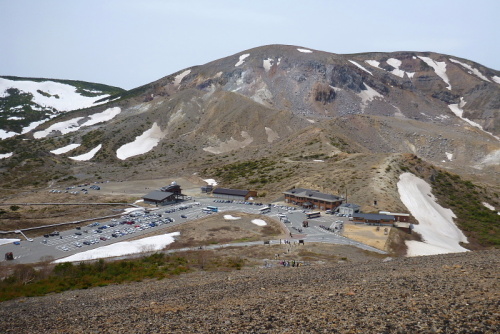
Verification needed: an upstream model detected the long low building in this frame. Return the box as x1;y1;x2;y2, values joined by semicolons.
212;188;257;201
283;188;343;211
352;213;395;225
143;191;177;205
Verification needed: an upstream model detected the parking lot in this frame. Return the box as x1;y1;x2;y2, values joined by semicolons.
1;197;385;264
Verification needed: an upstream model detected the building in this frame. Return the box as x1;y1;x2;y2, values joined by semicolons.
283;188;343;211
143;190;178;206
201;185;213;193
212;188;257;201
143;181;186;205
352;213;395;225
379;211;410;222
337;203;361;216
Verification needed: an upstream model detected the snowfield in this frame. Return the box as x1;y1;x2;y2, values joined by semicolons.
0;152;13;159
203;179;218;186
397;173;468;256
33;107;121;139
493;76;500;84
224;215;241;220
263;58;274;72
0;238;21;246
449;58;490;82
69;144;102;161
50;143;81;155
251;219;267;226
235;54;250;67
54;232;180;263
116;122;165;160
0;78;109;111
348;60;373;76
297;48;313;53
417;56;451;90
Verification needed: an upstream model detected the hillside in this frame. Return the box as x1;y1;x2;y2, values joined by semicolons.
0;249;498;333
0;44;498;250
0;76;124;139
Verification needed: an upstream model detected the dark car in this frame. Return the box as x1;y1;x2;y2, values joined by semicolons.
83;241;91;245
181;215;187;218
43;234;50;238
100;237;107;241
75;232;82;235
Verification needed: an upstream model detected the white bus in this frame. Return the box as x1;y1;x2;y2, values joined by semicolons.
259;206;271;214
305;211;321;219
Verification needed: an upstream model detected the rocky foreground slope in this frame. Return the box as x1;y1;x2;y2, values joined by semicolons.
1;249;498;333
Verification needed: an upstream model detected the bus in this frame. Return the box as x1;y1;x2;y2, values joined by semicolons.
259;206;271;214
305;211;321;219
206;206;219;212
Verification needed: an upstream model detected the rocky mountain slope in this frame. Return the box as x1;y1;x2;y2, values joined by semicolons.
0;45;498;245
1;249;498;333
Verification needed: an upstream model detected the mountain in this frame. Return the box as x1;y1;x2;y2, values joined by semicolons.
0;76;124;139
0;44;498;247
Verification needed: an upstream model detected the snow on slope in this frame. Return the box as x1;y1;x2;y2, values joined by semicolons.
235;54;250;67
297;48;313;53
263;58;274;72
0;78;109;111
397;173;468;256
348;60;373;76
251;219;267;226
0;152;13;159
116;122;165;160
365;60;381;68
54;232;180;263
493;76;500;84
449;58;490;82
33;107;121;139
358;83;383;109
69;144;102;161
50;143;81;155
448;98;499;140
418;56;451;90
173;70;191;86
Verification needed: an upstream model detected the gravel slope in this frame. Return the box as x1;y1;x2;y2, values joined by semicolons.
0;249;498;333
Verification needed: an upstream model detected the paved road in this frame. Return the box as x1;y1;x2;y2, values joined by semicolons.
0;198;386;264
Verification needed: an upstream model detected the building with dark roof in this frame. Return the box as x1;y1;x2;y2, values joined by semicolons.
283;188;343;211
352;213;395;225
143;191;177;205
212;188;257;201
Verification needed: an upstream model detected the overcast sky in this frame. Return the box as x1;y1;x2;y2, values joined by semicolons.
1;0;499;90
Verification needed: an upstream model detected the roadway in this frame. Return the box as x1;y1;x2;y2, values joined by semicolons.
0;197;386;264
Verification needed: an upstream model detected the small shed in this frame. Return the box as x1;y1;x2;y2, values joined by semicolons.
338;203;361;216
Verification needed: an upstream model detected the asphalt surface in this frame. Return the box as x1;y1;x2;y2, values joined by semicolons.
0;198;386;264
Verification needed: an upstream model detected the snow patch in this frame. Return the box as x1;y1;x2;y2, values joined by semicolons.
235;54;250;67
0;152;13;159
482;202;495;211
116;122;165;160
445;152;453;161
448;98;499;140
54;232;180;263
386;58;405;78
358;83;383;109
365;60;381;68
297;48;313;53
348;60;373;76
417;56;451;90
397;173;468;257
173;69;191;86
251;219;267;226
0;238;21;246
492;76;500;84
203;179;218;186
224;215;241;220
33;107;121;139
7;116;23;120
449;58;490;82
50;143;81;155
264;127;279;143
69;144;102;161
263;58;274;72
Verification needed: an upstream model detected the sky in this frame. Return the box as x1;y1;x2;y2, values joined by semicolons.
1;0;499;90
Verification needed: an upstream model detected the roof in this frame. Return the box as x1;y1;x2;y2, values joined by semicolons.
283;188;342;203
213;188;249;197
353;213;395;221
143;191;174;202
379;211;410;216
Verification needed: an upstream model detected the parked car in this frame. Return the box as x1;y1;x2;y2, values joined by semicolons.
181;215;187;218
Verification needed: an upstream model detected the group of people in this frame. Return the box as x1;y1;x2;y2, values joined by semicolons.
280;260;301;267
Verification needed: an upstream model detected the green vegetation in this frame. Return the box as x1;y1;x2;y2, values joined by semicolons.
431;171;499;247
0;252;247;302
